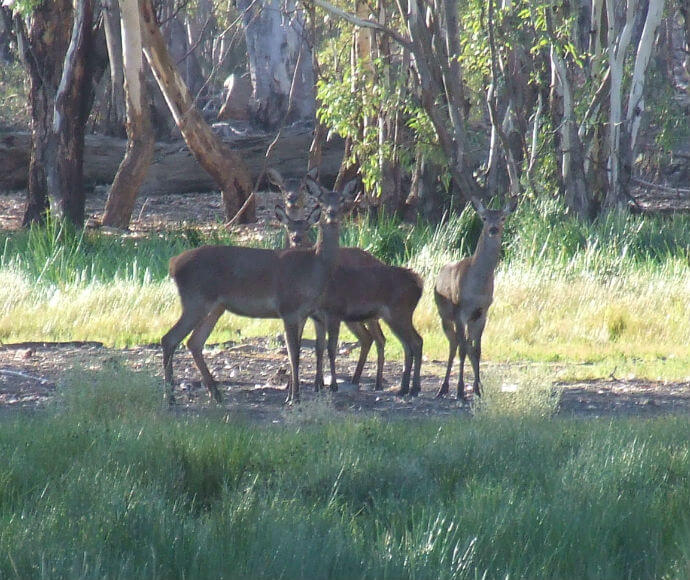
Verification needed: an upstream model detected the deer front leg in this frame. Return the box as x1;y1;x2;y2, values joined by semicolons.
326;318;341;392
312;314;327;392
456;323;469;401
467;316;487;397
283;316;306;404
436;316;457;398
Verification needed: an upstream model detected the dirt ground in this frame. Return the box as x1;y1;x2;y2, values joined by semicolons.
1;189;690;421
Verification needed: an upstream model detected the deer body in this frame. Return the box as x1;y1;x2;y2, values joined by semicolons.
321;264;424;395
276;205;423;395
435;199;514;400
162;173;352;405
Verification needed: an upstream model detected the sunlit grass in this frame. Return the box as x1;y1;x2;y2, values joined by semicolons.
1;202;689;380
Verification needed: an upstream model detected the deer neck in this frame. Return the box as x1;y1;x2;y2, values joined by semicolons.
315;220;340;269
470;230;502;282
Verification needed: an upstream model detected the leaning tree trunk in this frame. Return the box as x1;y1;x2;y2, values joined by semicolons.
139;0;255;222
17;0;73;226
237;0;316;131
46;0;95;227
102;0;154;229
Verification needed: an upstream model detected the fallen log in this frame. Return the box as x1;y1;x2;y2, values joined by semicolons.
0;126;344;195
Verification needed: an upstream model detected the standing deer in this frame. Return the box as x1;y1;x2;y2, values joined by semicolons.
274;203;388;391
161;172;355;405
435;198;516;400
272;180;423;395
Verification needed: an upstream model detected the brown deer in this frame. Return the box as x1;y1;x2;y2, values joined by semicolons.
435;197;516;400
274;203;388;391
161;172;355;405
271;181;423;395
320;263;424;396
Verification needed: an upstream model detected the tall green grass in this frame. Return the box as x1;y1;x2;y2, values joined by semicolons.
1;367;690;578
1;202;689;375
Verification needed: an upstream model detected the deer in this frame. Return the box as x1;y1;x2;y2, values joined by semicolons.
270;172;423;395
434;197;516;401
161;171;356;405
274;201;388;391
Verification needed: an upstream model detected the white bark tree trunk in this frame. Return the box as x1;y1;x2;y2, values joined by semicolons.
604;0;636;210
102;0;154;228
625;0;665;152
237;0;315;130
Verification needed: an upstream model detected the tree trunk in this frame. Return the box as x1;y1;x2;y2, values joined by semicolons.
237;0;316;130
102;0;127;137
18;0;73;226
46;0;95;227
139;0;255;222
102;0;154;229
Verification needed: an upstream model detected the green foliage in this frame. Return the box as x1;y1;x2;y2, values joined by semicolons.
2;398;690;578
0;61;29;130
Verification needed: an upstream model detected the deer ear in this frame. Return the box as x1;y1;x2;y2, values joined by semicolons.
267;169;286;191
304;175;323;199
471;196;486;215
306;205;322;225
503;196;518;215
275;204;288;225
340;179;358;201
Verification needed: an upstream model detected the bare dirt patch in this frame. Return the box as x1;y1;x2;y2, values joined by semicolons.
1;341;689;421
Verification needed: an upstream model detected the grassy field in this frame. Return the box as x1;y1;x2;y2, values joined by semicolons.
1;203;690;577
0;367;689;579
1;201;689;380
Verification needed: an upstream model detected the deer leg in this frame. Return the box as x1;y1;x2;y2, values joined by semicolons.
283;316;306;404
327;318;341;392
410;326;423;396
312;314;327;392
161;299;209;405
367;319;386;391
186;304;225;404
456;322;469;401
347;321;372;385
386;318;414;396
436;317;457;398
467;316;487;397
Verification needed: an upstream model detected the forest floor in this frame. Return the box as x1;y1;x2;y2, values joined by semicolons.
1;188;689;421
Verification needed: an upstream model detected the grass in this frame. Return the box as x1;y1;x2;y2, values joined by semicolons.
1;205;690;577
1;202;689;379
1;367;690;578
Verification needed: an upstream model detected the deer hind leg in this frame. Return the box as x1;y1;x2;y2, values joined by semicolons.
467;314;487;397
161;298;210;405
436;316;457;398
347;321;373;385
367;319;386;391
326;317;341;392
386;316;418;396
186;304;225;404
283;315;306;404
